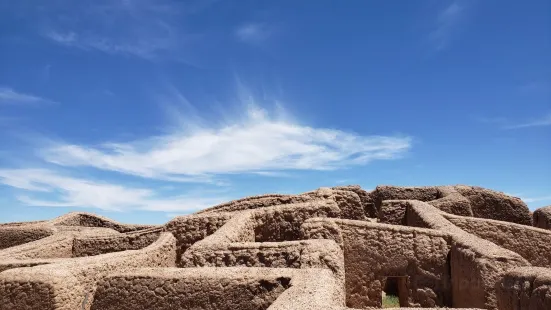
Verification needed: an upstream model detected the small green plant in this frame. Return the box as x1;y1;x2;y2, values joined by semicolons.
382;294;400;308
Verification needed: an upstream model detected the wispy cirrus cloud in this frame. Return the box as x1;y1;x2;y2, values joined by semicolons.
0;87;51;105
429;1;466;51
504;113;551;129
0;168;227;212
40;102;412;182
32;0;211;60
475;113;551;129
235;23;273;45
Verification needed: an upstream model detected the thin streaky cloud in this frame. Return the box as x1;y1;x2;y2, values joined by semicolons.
38;1;203;61
235;23;272;44
0;87;51;105
429;1;465;51
505;113;551;129
0;168;228;212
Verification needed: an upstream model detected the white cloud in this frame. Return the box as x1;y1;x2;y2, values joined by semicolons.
0;168;226;212
522;196;551;203
0;87;49;105
505;113;551;129
40;104;411;182
429;2;465;51
38;0;205;60
235;23;272;44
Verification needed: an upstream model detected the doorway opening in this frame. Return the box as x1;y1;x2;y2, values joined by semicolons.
382;276;409;308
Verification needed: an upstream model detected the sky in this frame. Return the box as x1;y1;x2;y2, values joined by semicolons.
0;0;549;224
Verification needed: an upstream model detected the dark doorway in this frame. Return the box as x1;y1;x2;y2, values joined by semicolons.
382;276;409;308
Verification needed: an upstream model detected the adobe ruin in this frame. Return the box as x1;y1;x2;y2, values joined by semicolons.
0;185;549;309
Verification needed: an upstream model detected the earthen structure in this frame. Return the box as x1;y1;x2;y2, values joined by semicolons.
0;185;549;309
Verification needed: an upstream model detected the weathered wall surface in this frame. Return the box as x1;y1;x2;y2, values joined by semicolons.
0;184;543;310
332;185;376;218
252;200;341;242
197;194;313;214
405;200;530;310
51;212;156;233
454;185;531;225
533;206;551;229
0;225;55;250
372;185;531;223
0;232;177;310
73;227;163;257
304;218;452;308
91;267;290;310
0;227;120;261
445;214;551;267
497;267;551;310
378;200;409;225
430;186;473;216
196;187;366;220
164;212;233;265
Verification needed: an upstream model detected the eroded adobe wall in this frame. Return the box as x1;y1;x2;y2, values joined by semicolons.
533;206;551;229
91;268;290;310
444;214;551;267
73;227;163;257
304;218;452;308
332;185;377;217
496;267;551;310
0;232;176;310
372;185;474;217
196;187;366;220
51;212;156;233
405;200;530;310
164;212;235;265
251;200;341;242
0;227;120;261
454;186;531;225
378;200;409;225
181;202;345;280
196;193;312;214
0;225;55;250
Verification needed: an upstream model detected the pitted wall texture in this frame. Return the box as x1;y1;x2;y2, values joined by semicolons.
533;206;551;230
497;267;551;310
445;214;551;267
0;184;547;310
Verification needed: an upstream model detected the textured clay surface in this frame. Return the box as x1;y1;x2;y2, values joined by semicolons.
533;206;551;229
0;184;546;310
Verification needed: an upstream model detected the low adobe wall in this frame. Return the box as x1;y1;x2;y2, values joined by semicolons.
303;218;452;308
405;200;530;310
496;267;551;310
164;212;235;265
181;201;345;286
0;232;176;310
92;267;345;310
196;188;366;220
533;206;551;229
196;193;312;214
372;185;532;224
92;267;290;310
332;185;376;217
0;225;55;250
0;227;120;261
50;212;157;233
73;227;163;257
372;185;473;217
444;214;551;267
454;186;531;225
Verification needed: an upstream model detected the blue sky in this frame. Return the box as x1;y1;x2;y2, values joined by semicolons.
0;0;549;224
